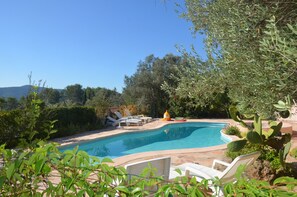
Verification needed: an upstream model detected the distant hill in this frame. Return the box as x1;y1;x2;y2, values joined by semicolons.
0;85;33;99
0;85;63;99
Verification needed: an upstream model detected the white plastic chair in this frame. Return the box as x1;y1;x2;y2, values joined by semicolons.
124;157;175;193
175;151;261;196
125;157;171;181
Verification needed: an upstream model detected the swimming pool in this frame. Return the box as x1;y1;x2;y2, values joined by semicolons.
60;122;229;158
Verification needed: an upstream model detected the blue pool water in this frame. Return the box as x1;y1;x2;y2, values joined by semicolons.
60;122;229;158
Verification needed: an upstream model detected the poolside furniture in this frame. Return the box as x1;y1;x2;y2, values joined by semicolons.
123;152;260;195
123;109;153;123
114;111;131;120
174;151;261;196
106;116;142;127
124;157;182;192
174;117;187;122
114;111;142;127
125;157;171;180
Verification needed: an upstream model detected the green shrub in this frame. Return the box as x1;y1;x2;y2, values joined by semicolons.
224;125;242;138
0;142;212;196
0;90;56;148
0;110;22;148
228;110;292;173
262;148;282;170
226;143;282;171
226;143;262;160
48;106;103;138
0;142;296;196
0;106;103;148
290;147;297;159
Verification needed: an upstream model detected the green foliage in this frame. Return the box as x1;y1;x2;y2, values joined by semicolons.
123;54;182;117
224;126;241;138
178;0;297;117
48;106;101;138
227;139;248;153
265;150;282;170
246;131;263;144
123;54;230;118
228;105;250;128
85;87;123;118
0;101;102;148
64;84;85;105
0;88;56;149
274;96;292;112
39;87;61;105
274;96;292;118
18;90;47;148
0;90;103;148
0;142;212;196
0;110;23;148
290;147;297;159
226;143;262;160
0;142;296;196
224;175;297;196
161;53;231;118
0;97;19;111
227;108;292;172
227;143;283;171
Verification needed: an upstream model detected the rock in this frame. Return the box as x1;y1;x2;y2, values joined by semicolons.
246;160;276;183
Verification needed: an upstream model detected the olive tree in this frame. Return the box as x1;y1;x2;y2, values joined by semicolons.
172;0;297;117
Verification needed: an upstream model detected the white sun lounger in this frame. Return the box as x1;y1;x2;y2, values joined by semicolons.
123;109;153;123
106;116;142;127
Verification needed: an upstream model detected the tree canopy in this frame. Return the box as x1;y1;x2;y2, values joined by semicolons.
173;0;297;117
85;87;123;117
122;54;185;117
122;53;229;118
39;88;61;105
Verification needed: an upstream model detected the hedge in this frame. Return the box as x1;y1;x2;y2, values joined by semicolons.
0;107;103;148
48;106;102;138
0;110;22;148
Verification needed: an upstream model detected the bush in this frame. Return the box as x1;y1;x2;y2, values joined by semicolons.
48;106;103;138
226;143;262;160
0;106;103;148
0;143;213;196
0;143;296;196
226;144;282;171
224;125;242;138
0;108;55;148
0;110;23;148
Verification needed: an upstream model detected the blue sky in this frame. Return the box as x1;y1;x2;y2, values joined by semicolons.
0;0;205;92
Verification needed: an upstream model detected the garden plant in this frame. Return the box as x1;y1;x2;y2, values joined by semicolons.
0;91;297;196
